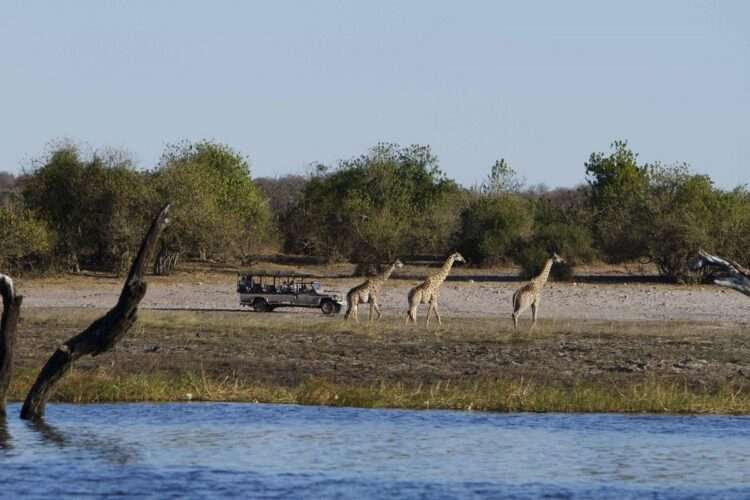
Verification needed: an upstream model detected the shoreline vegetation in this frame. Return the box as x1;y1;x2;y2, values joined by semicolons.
8;307;750;415
8;369;750;415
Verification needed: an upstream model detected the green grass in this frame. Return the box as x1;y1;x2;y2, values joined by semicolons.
7;368;750;414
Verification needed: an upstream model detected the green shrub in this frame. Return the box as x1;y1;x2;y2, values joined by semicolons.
288;143;461;263
515;222;595;280
456;194;533;265
0;201;52;272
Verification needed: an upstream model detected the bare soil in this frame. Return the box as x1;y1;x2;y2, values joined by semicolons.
9;267;750;394
15;267;750;323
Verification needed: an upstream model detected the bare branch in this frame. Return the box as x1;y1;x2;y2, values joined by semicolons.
689;249;750;298
20;203;171;420
0;273;23;415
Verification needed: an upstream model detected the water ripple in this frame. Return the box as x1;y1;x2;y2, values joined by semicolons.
1;403;750;498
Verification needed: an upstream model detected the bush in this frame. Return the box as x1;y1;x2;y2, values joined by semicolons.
456;194;533;265
512;193;596;280
153;140;272;261
644;164;716;281
585;141;651;263
0;200;51;272
584;142;750;282
22;144;155;272
288;143;461;263
515;222;595;280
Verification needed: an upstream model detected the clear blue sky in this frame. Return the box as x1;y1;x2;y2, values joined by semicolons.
1;1;748;188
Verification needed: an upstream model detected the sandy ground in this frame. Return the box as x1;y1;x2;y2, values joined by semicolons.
15;272;750;325
9;271;750;401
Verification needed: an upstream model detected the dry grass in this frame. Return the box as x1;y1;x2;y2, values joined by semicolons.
9;307;750;414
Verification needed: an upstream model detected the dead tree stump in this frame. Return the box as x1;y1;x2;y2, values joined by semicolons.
0;274;22;416
20;203;171;420
689;249;750;298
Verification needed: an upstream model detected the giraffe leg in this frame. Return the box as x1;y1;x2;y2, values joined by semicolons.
405;300;416;324
368;300;375;322
433;301;442;326
344;299;352;321
406;306;417;324
425;303;433;327
512;312;519;329
531;301;538;329
406;290;420;324
373;301;382;321
352;301;359;323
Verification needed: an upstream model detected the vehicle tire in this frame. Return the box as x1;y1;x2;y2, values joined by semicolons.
320;300;337;315
253;299;272;313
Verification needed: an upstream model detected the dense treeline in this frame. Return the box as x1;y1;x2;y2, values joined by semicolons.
1;140;748;281
0;140;270;274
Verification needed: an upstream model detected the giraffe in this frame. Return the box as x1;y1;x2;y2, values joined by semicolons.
405;252;465;326
511;252;564;329
345;259;404;323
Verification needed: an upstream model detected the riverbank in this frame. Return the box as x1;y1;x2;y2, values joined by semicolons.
7;308;750;413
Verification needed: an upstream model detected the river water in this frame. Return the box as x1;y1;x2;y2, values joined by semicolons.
1;403;749;499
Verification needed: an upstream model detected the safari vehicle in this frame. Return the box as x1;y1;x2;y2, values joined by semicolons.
237;272;343;314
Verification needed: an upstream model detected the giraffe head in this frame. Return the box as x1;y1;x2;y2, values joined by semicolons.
552;252;565;264
393;259;405;269
451;252;466;264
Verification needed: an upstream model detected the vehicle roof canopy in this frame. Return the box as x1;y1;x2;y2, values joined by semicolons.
238;271;319;279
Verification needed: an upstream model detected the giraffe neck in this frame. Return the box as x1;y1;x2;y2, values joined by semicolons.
532;259;554;288
380;262;398;282
373;262;397;285
431;256;456;286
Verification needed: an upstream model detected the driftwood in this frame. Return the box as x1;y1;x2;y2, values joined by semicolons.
0;274;22;416
20;203;171;420
689;249;750;298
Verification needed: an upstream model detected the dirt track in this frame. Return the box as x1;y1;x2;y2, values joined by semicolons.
16;272;750;325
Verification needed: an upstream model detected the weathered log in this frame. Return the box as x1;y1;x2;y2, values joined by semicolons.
0;274;22;416
20;203;171;420
689;249;750;298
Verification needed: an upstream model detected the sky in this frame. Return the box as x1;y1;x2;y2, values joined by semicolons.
1;1;748;189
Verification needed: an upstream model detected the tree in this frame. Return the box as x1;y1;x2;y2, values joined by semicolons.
22;144;154;272
0;172;15;191
153;140;272;261
255;174;308;217
585;141;748;281
708;187;750;269
514;197;596;280
456;194;533;265
585;140;650;263
0;201;51;272
480;159;524;195
0;274;22;415
21;204;171;421
644;163;717;280
288;143;461;263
